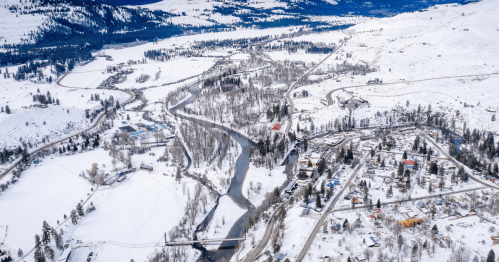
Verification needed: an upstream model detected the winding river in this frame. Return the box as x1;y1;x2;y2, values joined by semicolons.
171;81;295;261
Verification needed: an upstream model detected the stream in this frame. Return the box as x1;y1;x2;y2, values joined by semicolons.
171;81;296;261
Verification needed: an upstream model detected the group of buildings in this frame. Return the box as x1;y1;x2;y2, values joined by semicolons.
117;121;172;141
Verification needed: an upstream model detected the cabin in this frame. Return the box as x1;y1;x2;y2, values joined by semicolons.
140;164;153;171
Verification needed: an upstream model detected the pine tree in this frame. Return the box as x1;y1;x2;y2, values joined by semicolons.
18;248;24;258
402;150;407;159
44;246;55;261
42;221;51;244
376;198;381;208
175;167;182;183
315;193;322;208
5;105;11;114
76;203;84;216
386;186;393;198
33;245;45;262
34;234;41;246
431;224;438;235
52;230;63;250
71;209;78;224
487;249;495;262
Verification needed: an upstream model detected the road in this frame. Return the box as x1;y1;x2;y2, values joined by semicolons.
326;72;499;106
283;41;346;135
329;186;486;213
0;73;135;182
424;134;499;190
295;153;369;262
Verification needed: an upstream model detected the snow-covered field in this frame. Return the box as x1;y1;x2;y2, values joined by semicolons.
68;170;193;262
287;0;499;135
243;165;287;207
0;149;111;253
0;106;88;148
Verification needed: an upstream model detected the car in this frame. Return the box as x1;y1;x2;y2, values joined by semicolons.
315;207;323;212
89;252;93;256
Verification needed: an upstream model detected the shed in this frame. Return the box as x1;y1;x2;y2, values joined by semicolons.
301;209;310;216
433;199;443;205
272;123;281;132
416;201;426;208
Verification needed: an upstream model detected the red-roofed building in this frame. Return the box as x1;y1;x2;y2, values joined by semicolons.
403;160;415;165
272;124;281;132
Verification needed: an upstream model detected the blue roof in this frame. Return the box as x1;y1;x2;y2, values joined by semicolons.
327;182;334;188
369;237;378;245
275;253;286;260
331;224;341;230
130;131;145;136
433;199;443;204
156;122;168;129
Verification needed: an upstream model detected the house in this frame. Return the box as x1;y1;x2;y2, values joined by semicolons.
416;201;426;208
272;124;281;132
119;126;137;133
275;253;286;261
365;237;380;247
130;130;149;140
398;218;423;228
433;199;443;205
284;181;297;194
331;224;342;232
140;164;153;171
403;160;415;169
356;255;366;261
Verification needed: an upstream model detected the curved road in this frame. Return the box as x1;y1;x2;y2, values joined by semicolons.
0;72;135;182
326;72;499;105
284;41;346;135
